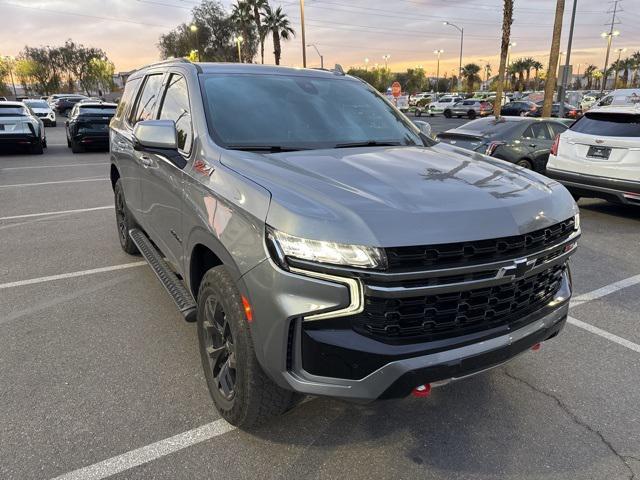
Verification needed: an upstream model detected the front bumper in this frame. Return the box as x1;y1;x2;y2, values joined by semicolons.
242;254;573;402
547;168;640;206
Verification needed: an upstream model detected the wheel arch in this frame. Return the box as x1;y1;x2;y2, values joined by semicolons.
110;163;120;191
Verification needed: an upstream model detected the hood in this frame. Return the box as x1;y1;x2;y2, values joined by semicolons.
221;144;577;247
31;108;52;114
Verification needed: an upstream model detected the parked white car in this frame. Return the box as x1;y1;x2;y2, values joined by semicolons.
546;105;640;205
580;95;598;111
593;89;640;109
409;92;433;106
419;95;464;117
23;99;57;127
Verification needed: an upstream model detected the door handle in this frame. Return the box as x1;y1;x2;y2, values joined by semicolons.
140;155;153;167
529;144;537;148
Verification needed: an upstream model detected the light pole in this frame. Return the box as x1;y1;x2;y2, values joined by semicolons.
443;21;464;92
506;42;516;91
189;24;200;61
600;30;620;92
382;54;390;70
433;49;443;96
364;57;369;71
307;44;323;69
234;35;244;63
299;0;307;68
613;47;627;87
2;55;17;98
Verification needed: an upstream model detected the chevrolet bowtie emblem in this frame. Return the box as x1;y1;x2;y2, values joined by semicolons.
499;257;536;279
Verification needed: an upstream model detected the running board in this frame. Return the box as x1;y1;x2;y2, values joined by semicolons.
129;228;197;322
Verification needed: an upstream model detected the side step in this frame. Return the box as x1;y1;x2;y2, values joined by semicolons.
129;228;197;322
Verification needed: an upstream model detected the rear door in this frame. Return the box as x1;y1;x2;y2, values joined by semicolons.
557;111;640;181
522;122;554;161
140;72;194;269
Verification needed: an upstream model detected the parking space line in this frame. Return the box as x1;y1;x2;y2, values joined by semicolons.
1;162;109;171
570;273;640;308
0;262;146;290
0;206;112;221
567;316;640;354
0;178;108;188
49;419;235;480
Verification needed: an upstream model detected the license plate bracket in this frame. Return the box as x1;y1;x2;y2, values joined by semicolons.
587;145;611;160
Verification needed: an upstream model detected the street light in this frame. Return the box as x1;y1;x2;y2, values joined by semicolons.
234;35;244;63
189;24;200;61
1;55;17;98
443;21;464;92
307;44;323;69
382;54;390;70
433;49;444;96
364;57;369;71
601;30;620;91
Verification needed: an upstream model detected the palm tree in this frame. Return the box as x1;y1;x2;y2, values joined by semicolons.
460;63;481;93
531;60;543;90
542;0;565;118
231;1;254;62
261;5;295;66
632;51;640;87
493;0;514;118
583;64;597;90
245;0;269;64
620;57;634;88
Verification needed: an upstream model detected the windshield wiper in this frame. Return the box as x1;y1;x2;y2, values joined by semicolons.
226;145;306;153
334;140;402;149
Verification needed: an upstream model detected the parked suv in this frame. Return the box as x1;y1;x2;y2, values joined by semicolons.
65;101;117;152
110;60;579;428
448;99;493;119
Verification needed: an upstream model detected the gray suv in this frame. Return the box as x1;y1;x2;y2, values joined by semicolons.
110;60;580;428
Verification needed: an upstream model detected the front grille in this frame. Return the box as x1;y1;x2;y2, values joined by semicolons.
35;112;47;117
385;218;575;271
351;264;566;344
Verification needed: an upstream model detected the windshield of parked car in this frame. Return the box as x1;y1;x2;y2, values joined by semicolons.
0;105;27;116
24;100;49;108
200;73;429;150
571;112;640;137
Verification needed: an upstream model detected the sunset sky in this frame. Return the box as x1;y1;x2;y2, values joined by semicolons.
1;0;639;76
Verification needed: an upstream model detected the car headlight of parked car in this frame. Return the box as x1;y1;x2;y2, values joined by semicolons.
267;227;387;270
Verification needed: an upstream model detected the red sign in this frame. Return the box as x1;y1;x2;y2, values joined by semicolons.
391;81;402;98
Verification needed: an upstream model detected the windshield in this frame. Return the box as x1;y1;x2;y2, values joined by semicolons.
24;100;49;108
200;73;427;150
0;105;27;116
571;112;640;137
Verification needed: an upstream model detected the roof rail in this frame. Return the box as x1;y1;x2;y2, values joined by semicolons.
131;58;197;75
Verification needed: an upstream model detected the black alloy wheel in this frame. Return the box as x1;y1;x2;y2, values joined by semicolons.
202;296;237;408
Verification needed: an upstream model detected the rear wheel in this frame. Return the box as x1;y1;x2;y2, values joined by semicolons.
197;266;295;429
415;109;422;117
444;110;452;118
516;159;533;170
30;139;44;155
468;110;477;119
114;179;139;255
71;140;84;154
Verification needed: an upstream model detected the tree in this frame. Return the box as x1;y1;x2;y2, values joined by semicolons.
261;5;294;66
404;67;426;94
245;0;269;64
460;63;481;93
85;58;115;95
583;64;597;90
493;0;513;118
0;57;13;95
542;0;565;118
231;1;258;62
531;60;543;90
631;51;640;87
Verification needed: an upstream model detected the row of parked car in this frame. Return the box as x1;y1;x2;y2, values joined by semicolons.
0;94;116;154
431;88;640;205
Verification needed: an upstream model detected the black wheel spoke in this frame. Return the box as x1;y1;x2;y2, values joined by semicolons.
217;360;234;397
202;295;236;400
206;345;226;362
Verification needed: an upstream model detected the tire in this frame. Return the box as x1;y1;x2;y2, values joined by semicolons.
67;136;71;147
444;110;452;118
516;159;533;170
468;110;477;119
43;138;47;149
570;191;581;202
519;111;526;117
415;109;422;117
30;140;44;155
197;266;295;429
71;140;84;153
114;179;139;255
52;121;57;128
457;115;463;118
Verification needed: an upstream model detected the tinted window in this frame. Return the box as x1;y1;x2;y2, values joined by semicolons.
598;95;613;106
24;100;49;108
116;77;141;121
130;74;163;124
462;100;475;105
79;106;117;115
571;113;640;137
523;123;552;140
0;105;27;116
547;122;568;137
158;74;192;155
201;74;425;149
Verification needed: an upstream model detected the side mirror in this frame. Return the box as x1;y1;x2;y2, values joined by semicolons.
133;120;178;151
414;120;432;138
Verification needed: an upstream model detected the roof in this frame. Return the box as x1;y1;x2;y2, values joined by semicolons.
78;102;118;108
0;101;25;107
587;104;640;114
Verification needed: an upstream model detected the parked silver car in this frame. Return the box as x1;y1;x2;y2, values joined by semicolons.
448;99;494;119
0;101;47;153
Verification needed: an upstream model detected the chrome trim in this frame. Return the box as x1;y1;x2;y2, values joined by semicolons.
289;267;364;321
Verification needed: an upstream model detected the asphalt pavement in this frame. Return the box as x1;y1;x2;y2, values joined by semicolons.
1;120;639;480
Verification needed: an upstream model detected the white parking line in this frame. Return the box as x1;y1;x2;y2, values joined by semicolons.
0;262;146;290
567;316;640;353
0;205;112;221
570;273;640;308
49;419;235;480
1;162;109;170
0;178;108;188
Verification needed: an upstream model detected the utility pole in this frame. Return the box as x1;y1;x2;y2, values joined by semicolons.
601;0;621;92
443;21;464;93
558;0;577;118
299;0;307;68
434;49;443;97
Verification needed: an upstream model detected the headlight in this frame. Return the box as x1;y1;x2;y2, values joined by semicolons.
267;228;386;269
574;213;580;232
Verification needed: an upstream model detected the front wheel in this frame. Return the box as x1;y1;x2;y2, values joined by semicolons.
197;266;295;429
516;159;533;170
415;109;422;117
444;110;452;118
114;179;139;255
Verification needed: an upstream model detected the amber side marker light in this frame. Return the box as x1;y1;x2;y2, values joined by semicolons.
241;296;253;323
